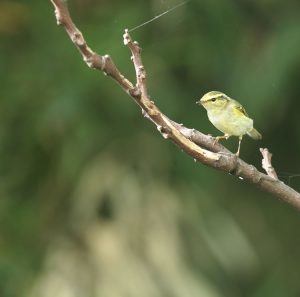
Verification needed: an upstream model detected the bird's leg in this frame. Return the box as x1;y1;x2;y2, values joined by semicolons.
213;134;230;145
236;136;243;156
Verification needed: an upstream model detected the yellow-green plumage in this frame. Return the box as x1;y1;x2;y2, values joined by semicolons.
196;91;262;156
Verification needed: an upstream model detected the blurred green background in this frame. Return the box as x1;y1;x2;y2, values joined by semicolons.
1;0;300;296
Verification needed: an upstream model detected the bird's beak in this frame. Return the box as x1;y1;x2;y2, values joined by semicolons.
196;99;202;105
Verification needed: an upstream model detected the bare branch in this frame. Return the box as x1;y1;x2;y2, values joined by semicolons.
124;30;148;98
49;0;300;211
50;0;134;94
260;148;278;180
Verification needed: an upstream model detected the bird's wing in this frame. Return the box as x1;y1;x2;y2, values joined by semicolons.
232;100;249;117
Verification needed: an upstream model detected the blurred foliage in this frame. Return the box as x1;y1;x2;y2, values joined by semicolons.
1;0;300;296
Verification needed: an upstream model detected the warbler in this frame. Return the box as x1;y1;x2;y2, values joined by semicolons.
196;91;262;156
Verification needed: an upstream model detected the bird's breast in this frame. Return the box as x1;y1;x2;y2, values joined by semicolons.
207;109;253;136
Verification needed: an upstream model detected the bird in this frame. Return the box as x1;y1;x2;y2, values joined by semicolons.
196;91;262;156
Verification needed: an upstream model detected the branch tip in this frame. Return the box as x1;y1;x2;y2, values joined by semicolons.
260;148;278;180
123;30;131;46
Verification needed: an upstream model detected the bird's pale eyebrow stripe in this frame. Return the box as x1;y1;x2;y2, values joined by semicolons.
205;94;228;102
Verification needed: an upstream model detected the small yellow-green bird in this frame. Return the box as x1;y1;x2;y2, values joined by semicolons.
196;91;262;156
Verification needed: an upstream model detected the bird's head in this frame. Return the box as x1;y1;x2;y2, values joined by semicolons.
196;91;229;111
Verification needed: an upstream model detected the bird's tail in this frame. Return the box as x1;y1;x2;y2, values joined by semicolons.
247;128;262;140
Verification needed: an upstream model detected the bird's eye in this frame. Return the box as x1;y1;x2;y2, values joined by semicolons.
211;98;216;102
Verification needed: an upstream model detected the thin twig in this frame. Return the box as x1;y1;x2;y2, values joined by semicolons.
260;148;278;180
49;0;300;211
50;0;135;94
124;30;148;97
